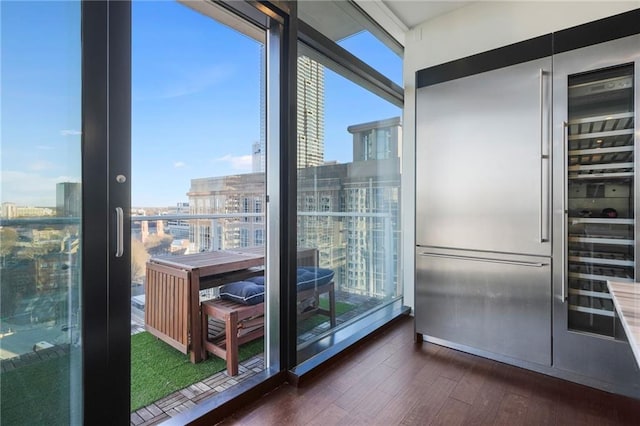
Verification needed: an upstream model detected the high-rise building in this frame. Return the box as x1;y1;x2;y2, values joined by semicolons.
189;117;401;298
297;117;402;298
187;174;264;252
253;53;325;173
56;182;81;217
348;117;402;163
251;141;265;173
1;202;17;219
297;55;325;168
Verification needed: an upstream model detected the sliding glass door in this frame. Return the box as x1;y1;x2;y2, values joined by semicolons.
1;1;131;424
129;2;268;421
2;1;403;423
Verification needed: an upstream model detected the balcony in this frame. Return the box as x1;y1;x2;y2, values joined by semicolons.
128;212;401;423
0;211;400;425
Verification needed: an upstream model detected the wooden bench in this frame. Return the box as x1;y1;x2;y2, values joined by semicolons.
297;281;336;327
201;281;336;375
201;298;265;376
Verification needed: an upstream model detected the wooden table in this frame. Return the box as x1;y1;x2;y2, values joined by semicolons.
145;247;318;363
145;248;265;363
607;280;640;368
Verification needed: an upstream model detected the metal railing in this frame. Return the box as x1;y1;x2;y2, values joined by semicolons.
131;211;398;299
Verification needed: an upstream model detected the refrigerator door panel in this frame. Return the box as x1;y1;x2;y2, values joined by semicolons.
552;34;640;390
415;248;551;366
416;57;551;256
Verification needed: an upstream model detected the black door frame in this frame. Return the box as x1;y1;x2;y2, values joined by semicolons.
82;1;131;423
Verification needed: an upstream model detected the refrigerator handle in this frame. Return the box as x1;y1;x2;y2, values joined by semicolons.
562;121;569;302
539;68;550;243
418;252;548;268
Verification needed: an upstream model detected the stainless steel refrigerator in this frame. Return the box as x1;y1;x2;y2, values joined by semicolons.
415;54;553;366
416;31;640;392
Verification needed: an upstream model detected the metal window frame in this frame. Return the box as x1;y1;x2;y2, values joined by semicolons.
347;0;403;57
298;19;403;107
262;0;299;375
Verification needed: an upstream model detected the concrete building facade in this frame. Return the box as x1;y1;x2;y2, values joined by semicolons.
189;117;401;298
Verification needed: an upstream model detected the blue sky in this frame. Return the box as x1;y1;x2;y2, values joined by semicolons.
1;1;82;207
1;1;401;208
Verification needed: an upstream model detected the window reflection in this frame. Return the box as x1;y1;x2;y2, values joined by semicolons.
296;51;402;357
1;2;82;423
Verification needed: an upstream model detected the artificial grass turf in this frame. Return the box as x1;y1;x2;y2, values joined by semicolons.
1;334;264;417
130;332;263;411
131;299;355;410
2;299;356;420
1;352;75;426
297;298;355;334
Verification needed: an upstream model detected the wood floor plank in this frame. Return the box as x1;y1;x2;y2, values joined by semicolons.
449;356;492;405
322;357;377;394
305;403;349;426
224;318;640;426
437;348;476;382
383;340;430;369
430;397;472;426
333;363;396;412
463;363;508;425
379;357;431;397
495;363;535;399
522;392;555;426
493;392;528;426
357;341;398;367
613;395;640;425
346;387;397;423
376;384;424;425
280;382;343;425
400;376;457;425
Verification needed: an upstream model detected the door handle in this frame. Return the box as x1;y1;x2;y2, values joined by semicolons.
562;121;569;302
539;69;550;243
115;207;124;258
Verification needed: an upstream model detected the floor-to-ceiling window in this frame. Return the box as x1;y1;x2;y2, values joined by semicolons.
295;1;404;364
0;2;83;424
129;1;268;422
2;1;406;422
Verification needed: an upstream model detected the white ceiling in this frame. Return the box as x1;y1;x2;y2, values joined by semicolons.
381;1;471;29
299;0;366;41
298;1;473;47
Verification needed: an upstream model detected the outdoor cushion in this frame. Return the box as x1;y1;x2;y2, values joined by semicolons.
296;267;335;291
243;267;334;291
246;276;265;286
219;280;265;305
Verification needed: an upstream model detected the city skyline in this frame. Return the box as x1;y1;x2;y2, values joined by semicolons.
1;1;401;208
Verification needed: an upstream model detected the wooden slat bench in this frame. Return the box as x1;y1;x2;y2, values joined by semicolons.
298;281;336;327
201;280;336;375
201;299;265;376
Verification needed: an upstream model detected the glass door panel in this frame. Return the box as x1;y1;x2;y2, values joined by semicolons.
130;2;266;421
0;1;82;424
566;64;635;336
295;45;402;363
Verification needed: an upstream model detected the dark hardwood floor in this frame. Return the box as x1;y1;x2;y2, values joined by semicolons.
221;316;640;425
